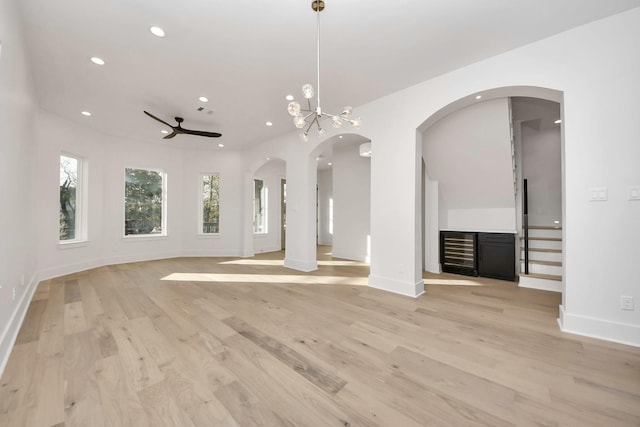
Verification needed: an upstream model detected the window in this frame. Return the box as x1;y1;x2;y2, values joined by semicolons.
124;168;165;236
200;174;220;234
59;154;86;242
253;179;267;233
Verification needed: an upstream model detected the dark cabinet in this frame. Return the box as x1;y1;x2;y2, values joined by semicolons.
477;233;516;281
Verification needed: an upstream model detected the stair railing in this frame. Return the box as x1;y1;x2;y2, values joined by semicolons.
523;179;529;274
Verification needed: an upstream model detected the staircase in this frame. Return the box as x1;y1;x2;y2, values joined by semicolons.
519;225;563;292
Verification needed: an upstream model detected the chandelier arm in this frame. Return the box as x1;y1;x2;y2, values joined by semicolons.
305;115;318;135
302;111;316;120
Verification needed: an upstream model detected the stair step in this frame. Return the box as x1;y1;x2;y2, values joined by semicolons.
528;225;562;230
524;260;562;267
523;248;561;253
518;274;562;292
521;237;562;242
520;273;562;281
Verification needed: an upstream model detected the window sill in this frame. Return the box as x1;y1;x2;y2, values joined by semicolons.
58;240;89;250
196;233;221;239
122;234;168;242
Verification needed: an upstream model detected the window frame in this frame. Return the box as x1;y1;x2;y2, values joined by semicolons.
123;167;167;238
59;152;88;245
198;173;221;236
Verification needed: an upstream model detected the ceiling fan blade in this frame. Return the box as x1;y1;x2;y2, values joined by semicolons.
144;110;175;129
162;131;178;139
181;128;222;138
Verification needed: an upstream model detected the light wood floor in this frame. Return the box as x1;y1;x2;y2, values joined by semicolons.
1;247;639;426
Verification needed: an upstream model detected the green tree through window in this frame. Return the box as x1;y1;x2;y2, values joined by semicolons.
124;168;164;235
202;174;220;233
59;155;78;240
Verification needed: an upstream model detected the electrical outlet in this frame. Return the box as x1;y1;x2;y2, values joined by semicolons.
621;296;635;311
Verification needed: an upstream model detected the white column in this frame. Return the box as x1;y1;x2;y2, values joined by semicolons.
283;149;318;272
368;129;424;297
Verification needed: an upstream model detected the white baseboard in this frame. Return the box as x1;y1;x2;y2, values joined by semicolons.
283;257;318;272
368;274;425;298
558;305;640;348
331;250;367;263
103;251;182;266
181;249;243;257
0;273;40;380
37;258;104;282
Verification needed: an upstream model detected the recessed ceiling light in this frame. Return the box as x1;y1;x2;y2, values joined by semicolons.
150;26;166;37
475;95;482;100
199;96;208;103
554;119;562;124
266;121;273;127
338;135;343;139
218;143;224;148
81;111;91;116
90;57;105;65
285;95;294;101
328;162;332;166
266;157;271;161
160;130;169;134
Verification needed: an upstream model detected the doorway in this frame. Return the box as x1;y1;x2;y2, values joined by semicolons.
281;179;286;250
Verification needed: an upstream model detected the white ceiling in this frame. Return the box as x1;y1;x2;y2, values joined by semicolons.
16;0;640;150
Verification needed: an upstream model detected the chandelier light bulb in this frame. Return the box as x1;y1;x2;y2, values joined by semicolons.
294;116;305;128
352;117;362;129
331;116;342;128
302;132;310;141
318;127;326;137
302;84;315;99
341;106;353;118
287;102;301;117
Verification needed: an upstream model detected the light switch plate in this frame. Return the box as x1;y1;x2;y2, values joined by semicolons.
588;187;608;201
629;186;640;201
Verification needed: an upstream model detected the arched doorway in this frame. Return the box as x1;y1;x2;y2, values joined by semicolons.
417;86;565;300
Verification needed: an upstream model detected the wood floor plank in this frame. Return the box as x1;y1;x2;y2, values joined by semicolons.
108;321;165;392
14;299;47;345
223;316;347;395
1;247;638;426
64;278;82;304
93;356;150;426
63;330;105;426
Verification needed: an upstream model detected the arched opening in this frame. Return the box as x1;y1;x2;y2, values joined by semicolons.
244;156;287;258
417;86;565;300
311;133;372;263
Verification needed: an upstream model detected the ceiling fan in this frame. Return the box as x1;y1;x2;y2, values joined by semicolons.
144;111;222;139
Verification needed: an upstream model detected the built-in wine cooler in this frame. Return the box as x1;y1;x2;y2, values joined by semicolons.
440;231;478;276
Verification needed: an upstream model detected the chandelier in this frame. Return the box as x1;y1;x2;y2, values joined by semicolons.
287;0;361;139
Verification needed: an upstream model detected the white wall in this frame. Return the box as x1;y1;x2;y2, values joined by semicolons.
253;159;285;253
423;98;516;232
317;168;333;246
0;0;39;374
332;142;371;262
521;125;562;226
181;149;246;257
